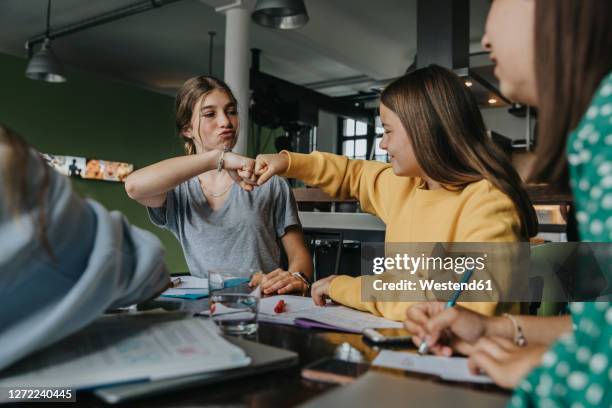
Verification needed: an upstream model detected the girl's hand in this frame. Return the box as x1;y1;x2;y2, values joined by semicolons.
311;275;337;306
223;152;257;191
254;153;290;185
248;272;263;288
404;303;489;356
468;339;547;389
260;268;308;295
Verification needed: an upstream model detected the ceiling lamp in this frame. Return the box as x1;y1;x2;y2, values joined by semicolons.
252;0;309;29
25;0;66;83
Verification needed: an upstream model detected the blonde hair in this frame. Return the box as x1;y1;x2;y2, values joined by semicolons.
0;124;55;260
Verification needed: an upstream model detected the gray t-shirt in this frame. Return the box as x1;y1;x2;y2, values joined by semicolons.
147;175;300;277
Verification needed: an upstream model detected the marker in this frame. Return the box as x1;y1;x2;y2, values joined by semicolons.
417;268;474;355
274;300;286;314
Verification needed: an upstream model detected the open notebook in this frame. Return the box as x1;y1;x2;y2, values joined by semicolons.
0;313;250;397
255;295;403;333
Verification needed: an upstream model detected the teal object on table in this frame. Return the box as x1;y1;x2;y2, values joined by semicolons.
159;277;250;300
160;293;208;300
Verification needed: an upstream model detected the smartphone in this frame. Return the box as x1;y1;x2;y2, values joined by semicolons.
362;328;413;345
301;358;370;385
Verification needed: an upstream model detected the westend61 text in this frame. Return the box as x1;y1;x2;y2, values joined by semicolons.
372;279;493;292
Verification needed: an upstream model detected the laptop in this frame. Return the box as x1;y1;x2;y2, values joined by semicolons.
93;337;298;404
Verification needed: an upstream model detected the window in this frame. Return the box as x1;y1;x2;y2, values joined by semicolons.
373;116;388;163
340;118;369;160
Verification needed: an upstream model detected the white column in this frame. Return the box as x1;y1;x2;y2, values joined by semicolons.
216;1;251;155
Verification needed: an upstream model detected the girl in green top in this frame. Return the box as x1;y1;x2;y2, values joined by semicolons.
404;0;611;406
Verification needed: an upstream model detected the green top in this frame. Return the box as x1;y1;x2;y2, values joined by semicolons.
510;72;612;407
567;71;612;242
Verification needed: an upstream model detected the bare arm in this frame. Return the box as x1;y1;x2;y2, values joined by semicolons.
404;303;572;357
282;226;313;281
256;227;314;295
125;151;254;208
483;314;572;345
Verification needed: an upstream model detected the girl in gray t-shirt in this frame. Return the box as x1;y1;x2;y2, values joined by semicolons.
125;75;313;295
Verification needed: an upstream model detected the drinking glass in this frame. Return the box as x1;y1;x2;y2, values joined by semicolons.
208;269;259;335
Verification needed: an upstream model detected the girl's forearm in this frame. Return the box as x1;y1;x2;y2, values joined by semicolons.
288;252;314;281
125;151;219;200
485;314;572;346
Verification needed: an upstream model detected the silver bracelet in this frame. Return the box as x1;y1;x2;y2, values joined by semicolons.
291;272;310;295
503;313;527;347
216;149;227;172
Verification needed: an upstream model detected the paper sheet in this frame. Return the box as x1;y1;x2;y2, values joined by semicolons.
372;350;493;384
0;314;250;392
257;295;403;333
198;294;403;332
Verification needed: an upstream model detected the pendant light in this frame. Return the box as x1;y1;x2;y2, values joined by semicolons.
25;0;66;83
252;0;309;30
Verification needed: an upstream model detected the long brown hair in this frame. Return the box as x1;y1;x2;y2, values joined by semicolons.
175;76;238;155
0;124;55;260
381;65;538;240
530;0;612;186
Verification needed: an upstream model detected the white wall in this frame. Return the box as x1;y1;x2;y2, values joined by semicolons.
317;110;338;153
481;106;535;142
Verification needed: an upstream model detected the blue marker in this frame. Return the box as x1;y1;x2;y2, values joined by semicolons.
417;268;474;355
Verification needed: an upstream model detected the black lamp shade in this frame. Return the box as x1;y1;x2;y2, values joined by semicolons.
252;0;309;29
25;40;66;83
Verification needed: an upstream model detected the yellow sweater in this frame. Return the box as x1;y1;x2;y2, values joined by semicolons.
283;151;522;321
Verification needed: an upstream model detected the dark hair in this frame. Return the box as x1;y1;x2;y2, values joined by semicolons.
381;65;538;240
529;0;612;187
0;124;55;260
175;76;238;155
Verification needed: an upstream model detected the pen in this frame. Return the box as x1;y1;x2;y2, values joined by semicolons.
171;277;182;288
417;268;474;355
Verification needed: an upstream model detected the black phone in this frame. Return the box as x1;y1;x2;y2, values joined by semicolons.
362;328;414;345
301;358;370;385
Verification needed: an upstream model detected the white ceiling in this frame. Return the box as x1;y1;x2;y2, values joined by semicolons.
0;0;491;96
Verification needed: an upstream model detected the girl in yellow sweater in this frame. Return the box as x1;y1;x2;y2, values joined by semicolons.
254;65;537;321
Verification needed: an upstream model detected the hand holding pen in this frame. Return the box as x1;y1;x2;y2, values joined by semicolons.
403;268;483;356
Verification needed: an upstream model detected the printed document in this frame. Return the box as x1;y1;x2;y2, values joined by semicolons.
372;350;493;383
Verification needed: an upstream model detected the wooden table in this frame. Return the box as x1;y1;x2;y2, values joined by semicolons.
39;298;510;407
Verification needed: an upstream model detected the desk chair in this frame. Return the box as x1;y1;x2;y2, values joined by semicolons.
528;243;576;316
304;231;343;281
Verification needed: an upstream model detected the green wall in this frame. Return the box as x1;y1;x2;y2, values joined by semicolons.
0;52;188;272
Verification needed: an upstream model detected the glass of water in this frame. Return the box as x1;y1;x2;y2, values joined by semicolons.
208;269;259;335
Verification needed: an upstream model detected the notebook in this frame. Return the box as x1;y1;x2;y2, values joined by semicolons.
93;336;298;404
0;313;250;397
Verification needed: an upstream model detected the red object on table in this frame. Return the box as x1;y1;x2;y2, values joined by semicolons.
274;300;286;314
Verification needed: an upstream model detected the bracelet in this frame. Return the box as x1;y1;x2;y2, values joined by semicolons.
216;149;226;172
503;313;527;347
216;147;231;172
291;272;311;295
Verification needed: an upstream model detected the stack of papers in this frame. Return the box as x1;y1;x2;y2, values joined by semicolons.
0;313;250;394
256;295;403;333
160;276;208;299
372;350;493;384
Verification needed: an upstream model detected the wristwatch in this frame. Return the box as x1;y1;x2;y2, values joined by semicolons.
291;272;311;295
